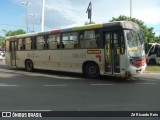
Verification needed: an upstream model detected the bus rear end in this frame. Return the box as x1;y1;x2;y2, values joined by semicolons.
156;46;160;65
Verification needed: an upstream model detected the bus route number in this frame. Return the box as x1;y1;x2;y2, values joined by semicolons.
72;53;86;59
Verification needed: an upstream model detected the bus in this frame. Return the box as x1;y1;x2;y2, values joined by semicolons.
156;45;160;65
146;43;160;64
5;21;146;78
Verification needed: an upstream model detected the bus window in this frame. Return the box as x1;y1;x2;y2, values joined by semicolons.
62;32;78;49
25;37;31;50
157;48;160;57
57;35;60;48
5;40;10;52
48;35;56;49
18;38;25;50
62;33;69;48
120;32;125;54
31;37;35;50
48;34;60;49
36;36;45;50
70;32;78;48
80;30;99;48
149;46;155;56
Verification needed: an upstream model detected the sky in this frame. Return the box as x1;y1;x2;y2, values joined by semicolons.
0;0;160;36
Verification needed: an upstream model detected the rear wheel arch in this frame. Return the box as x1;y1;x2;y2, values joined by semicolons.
25;59;34;72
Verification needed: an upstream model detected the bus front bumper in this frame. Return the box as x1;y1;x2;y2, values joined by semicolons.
126;64;147;77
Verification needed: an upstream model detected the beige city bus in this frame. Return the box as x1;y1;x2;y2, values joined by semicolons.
5;21;146;78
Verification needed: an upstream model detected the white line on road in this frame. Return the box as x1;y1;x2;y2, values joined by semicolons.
143;72;160;74
0;83;19;87
91;84;114;86
41;75;81;80
0;85;18;87
136;83;156;85
44;84;68;87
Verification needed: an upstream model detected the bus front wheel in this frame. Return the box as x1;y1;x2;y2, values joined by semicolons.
84;62;100;78
25;60;34;72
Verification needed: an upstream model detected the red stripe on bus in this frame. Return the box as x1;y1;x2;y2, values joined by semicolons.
96;55;101;62
50;30;61;34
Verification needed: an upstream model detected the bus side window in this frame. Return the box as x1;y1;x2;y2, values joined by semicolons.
57;35;60;48
120;33;125;54
5;40;10;52
70;32;78;48
31;37;35;50
62;33;69;48
22;39;25;50
25;37;31;50
62;32;78;49
80;30;99;48
18;39;23;50
48;34;59;49
157;47;160;57
36;36;45;50
154;45;159;54
96;34;100;47
149;46;155;56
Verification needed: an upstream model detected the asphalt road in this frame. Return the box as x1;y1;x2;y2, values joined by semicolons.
0;61;160;119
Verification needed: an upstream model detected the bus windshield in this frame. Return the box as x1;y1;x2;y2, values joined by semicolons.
126;29;145;58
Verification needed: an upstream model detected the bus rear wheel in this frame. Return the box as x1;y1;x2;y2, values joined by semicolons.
84;62;100;78
25;60;34;72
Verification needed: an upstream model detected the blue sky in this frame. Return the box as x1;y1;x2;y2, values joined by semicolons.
0;0;160;36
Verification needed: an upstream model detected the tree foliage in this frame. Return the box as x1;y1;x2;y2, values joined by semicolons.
5;29;26;37
0;36;5;47
154;36;160;43
0;29;25;49
109;15;159;46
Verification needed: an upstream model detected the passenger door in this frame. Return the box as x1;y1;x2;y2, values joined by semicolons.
104;31;122;74
10;41;16;66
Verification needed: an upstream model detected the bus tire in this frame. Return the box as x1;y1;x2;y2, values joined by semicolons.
25;60;34;72
84;62;100;78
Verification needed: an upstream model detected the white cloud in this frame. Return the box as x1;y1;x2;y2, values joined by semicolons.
133;0;160;24
13;0;160;35
135;8;160;24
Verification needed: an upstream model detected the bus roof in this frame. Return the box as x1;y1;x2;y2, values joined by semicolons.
5;21;135;40
50;21;132;34
149;43;160;46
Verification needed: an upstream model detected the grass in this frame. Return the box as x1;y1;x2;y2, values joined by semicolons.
145;65;160;72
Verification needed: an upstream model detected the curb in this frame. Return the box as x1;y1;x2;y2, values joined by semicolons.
143;72;160;74
0;59;5;62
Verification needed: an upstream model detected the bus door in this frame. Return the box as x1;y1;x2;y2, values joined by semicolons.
10;41;16;66
104;31;121;74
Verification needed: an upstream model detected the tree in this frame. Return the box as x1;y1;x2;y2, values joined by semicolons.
109;15;156;50
154;36;160;43
5;29;26;36
0;36;5;48
0;29;25;50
